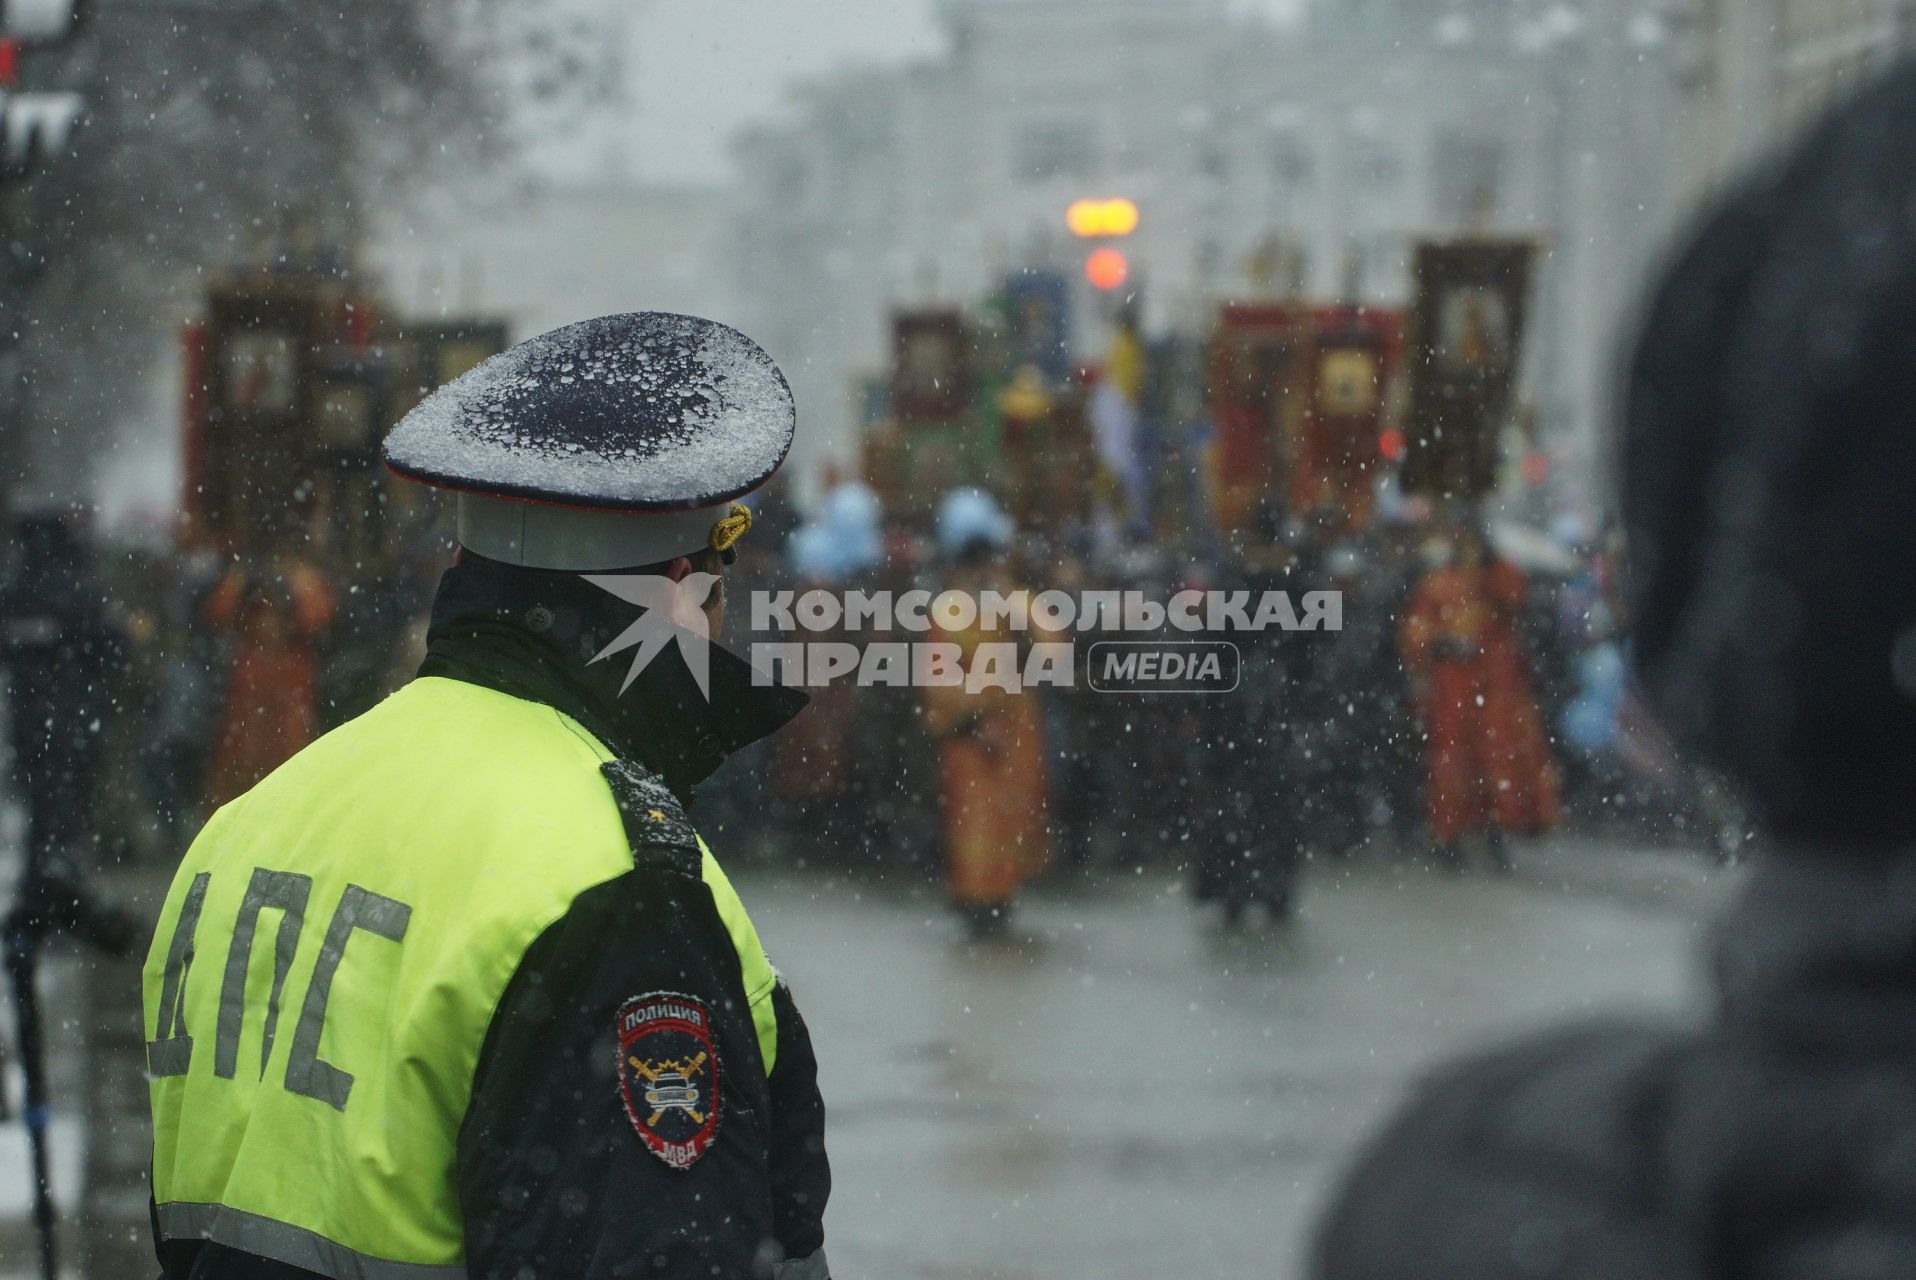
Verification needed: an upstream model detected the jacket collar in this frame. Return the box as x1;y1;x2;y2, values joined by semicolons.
417;553;807;803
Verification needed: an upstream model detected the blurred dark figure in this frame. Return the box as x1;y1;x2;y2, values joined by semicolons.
94;551;177;864
1316;65;1916;1280
1366;519;1432;851
846;516;940;876
0;512;122;869
767;579;860;868
141;552;225;847
1191;521;1302;925
1273;522;1337;863
1303;541;1402;856
1397;524;1560;869
1029;542;1104;868
318;566;413;730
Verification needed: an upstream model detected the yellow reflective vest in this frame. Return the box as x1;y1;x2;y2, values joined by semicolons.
142;676;778;1278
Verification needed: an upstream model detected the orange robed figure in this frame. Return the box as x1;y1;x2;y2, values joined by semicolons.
1399;528;1561;859
201;554;337;810
922;572;1052;934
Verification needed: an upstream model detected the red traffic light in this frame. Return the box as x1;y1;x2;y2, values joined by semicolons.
1085;247;1129;290
1379;427;1408;462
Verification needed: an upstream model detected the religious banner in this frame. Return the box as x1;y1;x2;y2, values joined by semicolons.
418;321;510;390
1022;384;1096;539
1001;270;1071;384
997;364;1055;528
189;275;510;558
306;352;400;564
1206;303;1309;533
1401;239;1534;499
891;309;972;423
1296;304;1404;527
385;320;511;425
312;354;393;460
199;275;337;550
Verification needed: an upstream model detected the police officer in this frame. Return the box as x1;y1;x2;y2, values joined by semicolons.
143;313;830;1279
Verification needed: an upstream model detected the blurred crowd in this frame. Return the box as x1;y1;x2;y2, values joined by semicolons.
0;487;1743;929
701;479;1750;932
0;506;441;879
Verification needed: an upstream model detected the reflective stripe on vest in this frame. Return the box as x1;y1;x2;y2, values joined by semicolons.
154;1203;467;1280
143;676;780;1274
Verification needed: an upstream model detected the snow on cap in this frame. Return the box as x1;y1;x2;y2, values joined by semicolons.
382;311;794;514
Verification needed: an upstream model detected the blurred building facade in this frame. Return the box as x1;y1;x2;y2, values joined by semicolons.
371;181;737;342
1670;0;1916;211
1777;0;1916;116
724;0;1679;506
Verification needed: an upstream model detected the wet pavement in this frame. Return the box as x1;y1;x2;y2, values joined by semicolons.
750;844;1733;1280
0;840;1734;1278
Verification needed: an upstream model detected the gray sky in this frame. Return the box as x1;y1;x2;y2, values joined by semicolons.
532;0;948;186
536;0;1302;187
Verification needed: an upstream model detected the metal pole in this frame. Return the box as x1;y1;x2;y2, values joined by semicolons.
2;864;136;1280
4;909;58;1280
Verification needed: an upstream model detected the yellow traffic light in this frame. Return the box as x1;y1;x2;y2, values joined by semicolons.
1067;198;1140;238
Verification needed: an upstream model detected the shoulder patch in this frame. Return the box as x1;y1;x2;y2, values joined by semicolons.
601;759;700;877
617;992;721;1170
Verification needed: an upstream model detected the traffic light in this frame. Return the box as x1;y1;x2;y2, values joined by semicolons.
1084;247;1129;291
1066;198;1139;239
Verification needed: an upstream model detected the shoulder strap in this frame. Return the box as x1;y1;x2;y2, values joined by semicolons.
600;758;701;878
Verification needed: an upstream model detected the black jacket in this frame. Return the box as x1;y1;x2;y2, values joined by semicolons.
1314;850;1916;1280
158;555;829;1280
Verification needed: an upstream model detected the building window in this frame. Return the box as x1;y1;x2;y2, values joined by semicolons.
1013;119;1098;184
